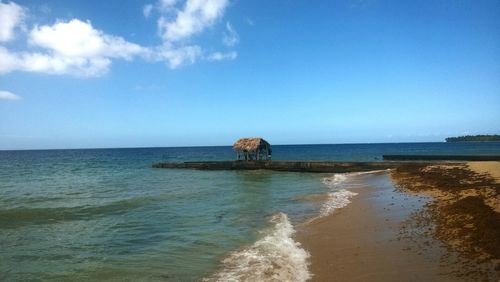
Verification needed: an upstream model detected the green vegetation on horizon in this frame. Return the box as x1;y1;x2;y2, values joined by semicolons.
445;135;500;142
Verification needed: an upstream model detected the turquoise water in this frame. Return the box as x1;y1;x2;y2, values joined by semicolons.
1;142;499;281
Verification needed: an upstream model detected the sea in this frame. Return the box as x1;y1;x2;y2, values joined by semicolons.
1;142;500;281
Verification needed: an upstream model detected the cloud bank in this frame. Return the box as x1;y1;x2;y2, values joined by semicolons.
0;0;238;77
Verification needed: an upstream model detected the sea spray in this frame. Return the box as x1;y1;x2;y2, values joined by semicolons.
205;212;311;282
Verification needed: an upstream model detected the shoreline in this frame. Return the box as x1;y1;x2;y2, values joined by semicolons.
296;162;500;281
296;172;452;281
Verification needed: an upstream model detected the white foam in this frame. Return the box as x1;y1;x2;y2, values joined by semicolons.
322;169;388;189
319;189;358;217
322;173;347;187
317;170;387;217
205;212;311;282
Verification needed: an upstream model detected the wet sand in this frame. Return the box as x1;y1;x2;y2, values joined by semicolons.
297;172;453;281
297;162;500;281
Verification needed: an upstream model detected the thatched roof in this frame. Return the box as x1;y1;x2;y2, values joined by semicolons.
233;138;270;151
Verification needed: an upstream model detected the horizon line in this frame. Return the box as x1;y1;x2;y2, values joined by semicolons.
0;140;458;152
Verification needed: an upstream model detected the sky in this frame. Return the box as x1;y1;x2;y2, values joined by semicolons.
0;0;499;150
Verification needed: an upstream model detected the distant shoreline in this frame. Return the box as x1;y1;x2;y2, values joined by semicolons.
446;134;500;142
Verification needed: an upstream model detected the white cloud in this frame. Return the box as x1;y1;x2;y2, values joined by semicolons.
0;46;18;73
145;0;234;68
222;22;238;46
0;48;113;76
1;19;147;76
144;1;178;20
0;1;237;76
0;1;26;42
0;90;20;100
143;4;154;18
0;16;201;74
207;50;236;61
158;0;179;12
29;19;145;59
148;43;201;68
158;0;229;42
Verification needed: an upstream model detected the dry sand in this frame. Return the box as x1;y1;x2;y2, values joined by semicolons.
296;162;500;281
467;161;500;182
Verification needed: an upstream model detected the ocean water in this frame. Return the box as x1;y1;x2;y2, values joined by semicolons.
1;142;499;281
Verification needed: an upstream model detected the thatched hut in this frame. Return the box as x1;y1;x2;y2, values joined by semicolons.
233;138;272;161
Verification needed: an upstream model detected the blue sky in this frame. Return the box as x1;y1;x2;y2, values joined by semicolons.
0;0;499;149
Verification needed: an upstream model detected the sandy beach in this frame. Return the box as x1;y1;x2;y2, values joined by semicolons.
297;162;500;281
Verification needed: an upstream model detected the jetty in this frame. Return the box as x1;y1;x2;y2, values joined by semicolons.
153;160;423;173
153;138;499;173
383;155;500;161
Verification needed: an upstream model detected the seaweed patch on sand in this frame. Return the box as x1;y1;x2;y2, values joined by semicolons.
391;163;500;280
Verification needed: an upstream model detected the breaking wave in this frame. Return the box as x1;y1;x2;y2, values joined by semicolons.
319;189;358;217
318;170;387;217
205;212;310;282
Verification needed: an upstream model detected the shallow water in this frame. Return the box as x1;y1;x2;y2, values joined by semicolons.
1;142;499;281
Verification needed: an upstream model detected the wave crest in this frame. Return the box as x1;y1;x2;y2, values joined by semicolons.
317;171;385;217
206;212;310;282
319;189;358;217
